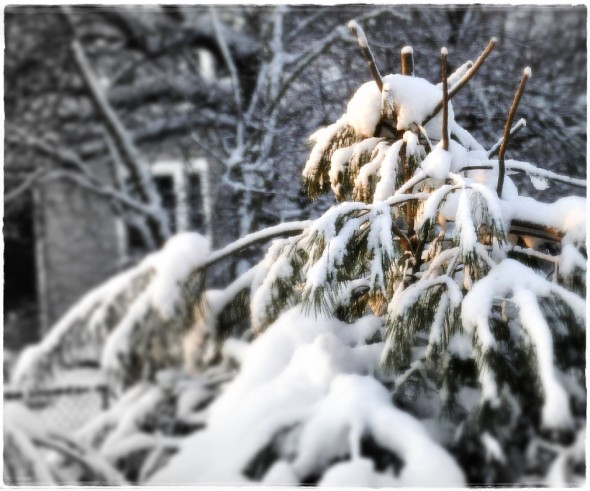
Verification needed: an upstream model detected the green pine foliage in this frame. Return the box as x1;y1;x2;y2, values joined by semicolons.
248;36;586;484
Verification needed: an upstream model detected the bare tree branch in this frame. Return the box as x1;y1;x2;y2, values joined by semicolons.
61;6;169;245
210;7;244;149
5;168;47;204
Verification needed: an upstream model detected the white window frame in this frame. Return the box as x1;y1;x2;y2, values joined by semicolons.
151;158;212;238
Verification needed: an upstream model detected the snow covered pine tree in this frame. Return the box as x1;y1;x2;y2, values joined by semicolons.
9;20;586;486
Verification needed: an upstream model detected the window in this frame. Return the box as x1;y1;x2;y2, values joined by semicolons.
118;158;211;258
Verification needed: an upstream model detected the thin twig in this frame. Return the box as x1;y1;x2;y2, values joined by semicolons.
510;219;560;243
422;38;497;126
5;168;47;204
441;47;449;151
488;118;526;158
459;160;586;188
506;245;559;264
348;20;383;91
497;67;531;197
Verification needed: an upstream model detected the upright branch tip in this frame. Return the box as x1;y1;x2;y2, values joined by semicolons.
401;45;415;76
441;48;449;151
348;19;383;91
347;20;367;48
496;69;530;197
422;38;497;126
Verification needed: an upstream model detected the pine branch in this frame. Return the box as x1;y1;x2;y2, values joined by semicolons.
497;67;531;197
201;220;312;270
422;38;497;127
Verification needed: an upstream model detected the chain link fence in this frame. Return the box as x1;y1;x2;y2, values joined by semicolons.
4;385;110;435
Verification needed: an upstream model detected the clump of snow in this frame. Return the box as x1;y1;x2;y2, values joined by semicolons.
346;82;382;137
447;139;468;172
319;458;399;486
147;233;210;318
381;74;455;139
262;461;299;485
329;145;354;195
529;175;549;191
101;233;210;376
372;140;403;202
343;73;459;141
150;308;463;485
420;145;452;183
559;243;586;277
455;189;477;253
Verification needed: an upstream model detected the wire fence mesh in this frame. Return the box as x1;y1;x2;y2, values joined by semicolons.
4;385;110;435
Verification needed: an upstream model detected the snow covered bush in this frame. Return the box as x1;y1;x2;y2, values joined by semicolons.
11;20;586;486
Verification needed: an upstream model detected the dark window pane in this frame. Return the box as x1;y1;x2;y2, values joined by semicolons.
154;175;176;232
188;174;205;232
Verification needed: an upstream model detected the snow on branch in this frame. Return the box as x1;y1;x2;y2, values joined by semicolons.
150;309;465;486
13;233;210;389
